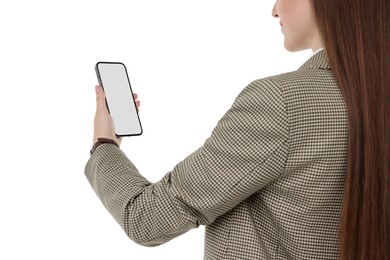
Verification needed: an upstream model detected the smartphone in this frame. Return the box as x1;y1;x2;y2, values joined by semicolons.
95;62;142;136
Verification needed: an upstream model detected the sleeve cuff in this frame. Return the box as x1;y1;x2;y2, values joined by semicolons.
90;138;119;155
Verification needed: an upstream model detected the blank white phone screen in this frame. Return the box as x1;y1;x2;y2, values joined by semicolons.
96;62;142;136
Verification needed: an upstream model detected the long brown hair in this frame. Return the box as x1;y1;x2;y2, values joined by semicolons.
310;0;390;259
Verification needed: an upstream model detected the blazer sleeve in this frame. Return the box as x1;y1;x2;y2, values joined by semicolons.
84;78;289;247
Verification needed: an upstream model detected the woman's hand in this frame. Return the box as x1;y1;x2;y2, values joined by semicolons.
93;85;141;146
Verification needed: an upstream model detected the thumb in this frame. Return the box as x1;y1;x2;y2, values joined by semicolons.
95;85;108;113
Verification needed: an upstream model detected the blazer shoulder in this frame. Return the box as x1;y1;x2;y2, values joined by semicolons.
253;67;336;93
241;49;332;97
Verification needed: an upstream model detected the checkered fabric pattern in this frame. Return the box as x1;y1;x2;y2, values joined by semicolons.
85;50;348;259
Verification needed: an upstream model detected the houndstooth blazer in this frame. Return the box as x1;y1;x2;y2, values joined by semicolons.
85;50;348;259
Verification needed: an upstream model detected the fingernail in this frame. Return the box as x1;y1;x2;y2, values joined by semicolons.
95;85;100;94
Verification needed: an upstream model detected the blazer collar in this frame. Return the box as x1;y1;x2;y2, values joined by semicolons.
298;49;331;70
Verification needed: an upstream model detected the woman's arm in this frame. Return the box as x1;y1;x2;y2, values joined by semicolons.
85;79;289;246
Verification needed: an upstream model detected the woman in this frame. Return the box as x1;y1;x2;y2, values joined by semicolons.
85;0;389;259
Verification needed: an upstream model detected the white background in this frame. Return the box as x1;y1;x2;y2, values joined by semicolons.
0;1;311;259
